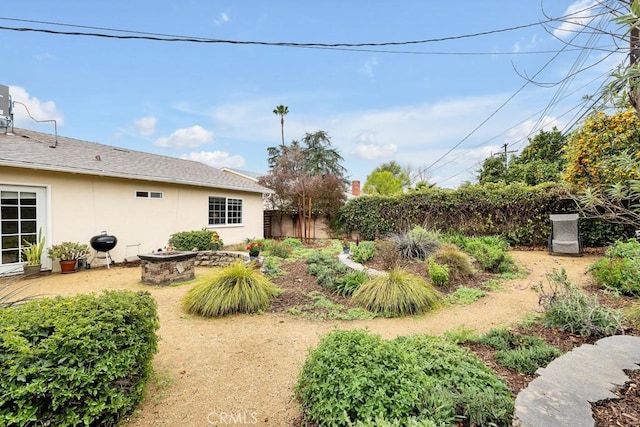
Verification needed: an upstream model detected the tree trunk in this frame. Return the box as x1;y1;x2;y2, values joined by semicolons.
307;197;313;243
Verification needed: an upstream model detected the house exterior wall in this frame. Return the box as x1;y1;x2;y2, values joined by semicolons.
1;167;264;269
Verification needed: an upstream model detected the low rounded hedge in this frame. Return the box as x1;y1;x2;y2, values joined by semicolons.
296;329;514;426
0;290;160;426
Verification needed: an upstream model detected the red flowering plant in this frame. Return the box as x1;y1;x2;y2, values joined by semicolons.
340;237;350;250
246;241;263;256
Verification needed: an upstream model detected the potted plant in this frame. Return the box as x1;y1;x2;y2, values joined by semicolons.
22;229;45;276
341;238;351;254
48;241;91;274
210;231;224;251
246;241;263;260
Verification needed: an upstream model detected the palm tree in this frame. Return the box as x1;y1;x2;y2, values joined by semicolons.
272;105;289;147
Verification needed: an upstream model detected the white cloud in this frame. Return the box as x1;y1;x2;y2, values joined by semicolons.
503;116;562;150
214;11;230;25
154;125;213;149
350;130;398;159
134;116;157;136
181;151;245;169
359;56;378;81
553;0;599;38
8;86;64;127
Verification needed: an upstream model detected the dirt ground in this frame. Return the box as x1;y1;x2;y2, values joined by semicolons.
14;251;605;426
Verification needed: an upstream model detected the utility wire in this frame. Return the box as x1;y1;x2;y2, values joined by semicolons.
426;1;616;178
0;3;610;49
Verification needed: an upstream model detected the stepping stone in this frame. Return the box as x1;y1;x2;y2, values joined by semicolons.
514;335;640;427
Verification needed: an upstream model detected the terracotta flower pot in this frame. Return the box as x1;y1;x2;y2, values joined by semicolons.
59;260;77;274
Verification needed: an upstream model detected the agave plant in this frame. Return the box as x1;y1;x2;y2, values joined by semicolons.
183;261;280;317
352;268;442;317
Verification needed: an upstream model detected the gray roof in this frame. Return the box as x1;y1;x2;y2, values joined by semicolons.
220;167;265;182
0;128;272;194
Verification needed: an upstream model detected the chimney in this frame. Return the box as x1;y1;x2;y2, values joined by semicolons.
351;180;360;197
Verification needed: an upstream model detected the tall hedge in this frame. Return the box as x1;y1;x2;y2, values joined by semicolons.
0;290;160;426
338;182;626;246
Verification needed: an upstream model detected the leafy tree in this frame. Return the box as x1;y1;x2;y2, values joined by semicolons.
563;109;640;231
477;155;507;184
564;110;640;188
477;128;566;186
363;170;404;195
363;161;410;195
260;131;347;241
507;127;567;185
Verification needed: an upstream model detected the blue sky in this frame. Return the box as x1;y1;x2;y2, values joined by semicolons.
1;1;625;188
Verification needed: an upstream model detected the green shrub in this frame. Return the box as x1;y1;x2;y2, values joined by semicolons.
334;270;369;296
168;228;219;251
281;237;303;249
183;261;280;316
352;268;442;317
264;240;294;259
295;330;513;426
477;328;562;374
0;290;159;426
262;257;284;278
589;239;640;295
427;258;449;286
306;252;348;290
447;286;486;305
537;269;623;337
352;241;376;263
624;301;640;328
454;236;514;273
392;226;441;260
495;346;563;375
433;243;475;281
375;239;402;269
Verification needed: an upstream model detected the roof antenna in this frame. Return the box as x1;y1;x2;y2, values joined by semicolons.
12;100;58;148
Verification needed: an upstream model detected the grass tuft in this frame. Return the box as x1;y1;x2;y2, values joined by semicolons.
352;268;442;317
183;261;280;317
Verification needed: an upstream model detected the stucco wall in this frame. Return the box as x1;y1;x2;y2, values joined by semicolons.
268;213;332;239
2;167;265;269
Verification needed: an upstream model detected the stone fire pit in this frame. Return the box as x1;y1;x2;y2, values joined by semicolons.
139;251;197;285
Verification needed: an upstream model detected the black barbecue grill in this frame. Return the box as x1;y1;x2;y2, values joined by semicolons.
88;231;117;269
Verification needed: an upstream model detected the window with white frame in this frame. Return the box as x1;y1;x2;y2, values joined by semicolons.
209;196;242;225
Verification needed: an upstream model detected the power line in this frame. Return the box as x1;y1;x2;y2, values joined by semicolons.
0;16;555;47
426;0;617;181
0;4;611;50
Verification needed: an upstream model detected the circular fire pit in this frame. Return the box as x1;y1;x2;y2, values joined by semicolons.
139;251;197;285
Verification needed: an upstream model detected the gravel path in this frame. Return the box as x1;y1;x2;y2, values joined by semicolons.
16;250;601;426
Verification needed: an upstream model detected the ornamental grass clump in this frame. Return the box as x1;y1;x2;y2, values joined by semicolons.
183;261;280;317
433;243;476;281
352;268;442;316
392;226;442;260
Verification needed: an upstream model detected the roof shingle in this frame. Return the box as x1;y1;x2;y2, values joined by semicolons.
0;128;271;194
